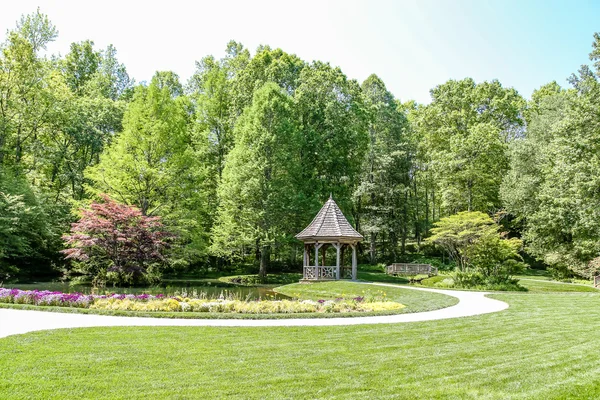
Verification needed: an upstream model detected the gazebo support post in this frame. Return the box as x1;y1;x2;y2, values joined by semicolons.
351;244;357;280
314;243;323;280
303;245;308;269
333;243;342;280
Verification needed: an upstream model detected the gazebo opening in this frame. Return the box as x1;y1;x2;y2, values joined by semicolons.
295;195;363;282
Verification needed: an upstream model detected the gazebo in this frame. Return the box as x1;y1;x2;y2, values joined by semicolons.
295;195;363;281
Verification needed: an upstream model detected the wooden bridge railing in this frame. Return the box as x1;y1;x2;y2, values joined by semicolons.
594;275;600;288
386;263;438;276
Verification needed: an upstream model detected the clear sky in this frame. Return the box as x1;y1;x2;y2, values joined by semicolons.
1;0;598;104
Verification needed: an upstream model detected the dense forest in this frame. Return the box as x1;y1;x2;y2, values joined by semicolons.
2;10;600;283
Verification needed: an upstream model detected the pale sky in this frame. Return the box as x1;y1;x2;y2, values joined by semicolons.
1;0;598;104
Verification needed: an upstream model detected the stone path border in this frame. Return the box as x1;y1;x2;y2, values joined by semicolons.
0;283;508;339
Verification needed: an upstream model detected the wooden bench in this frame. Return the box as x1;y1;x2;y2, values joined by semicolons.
386;263;438;277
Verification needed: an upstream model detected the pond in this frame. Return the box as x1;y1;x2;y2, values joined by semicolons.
3;280;289;300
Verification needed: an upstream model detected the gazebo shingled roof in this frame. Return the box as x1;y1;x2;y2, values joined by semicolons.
295;196;363;242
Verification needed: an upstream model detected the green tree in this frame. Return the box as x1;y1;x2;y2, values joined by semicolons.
15;7;57;53
428;211;524;286
187;43;249;234
86;72;208;265
211;83;301;277
354;74;411;263
295;61;369;214
0;169;65;280
465;234;525;284
231;46;304;115
414;78;525;214
427;211;498;271
502;35;600;278
63;40;102;94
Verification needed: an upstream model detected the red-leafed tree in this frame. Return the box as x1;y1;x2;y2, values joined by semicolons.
62;195;173;285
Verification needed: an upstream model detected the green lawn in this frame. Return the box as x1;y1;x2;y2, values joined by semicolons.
2;292;600;399
518;278;600;293
276;281;458;313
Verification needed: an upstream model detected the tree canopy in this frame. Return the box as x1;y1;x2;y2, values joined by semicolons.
3;9;600;282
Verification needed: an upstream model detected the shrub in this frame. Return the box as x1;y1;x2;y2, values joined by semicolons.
358;264;386;273
452;271;526;291
427;212;527;287
62;195;174;286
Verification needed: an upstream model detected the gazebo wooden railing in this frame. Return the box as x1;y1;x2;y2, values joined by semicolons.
594;276;600;288
386;263;438;276
303;266;354;280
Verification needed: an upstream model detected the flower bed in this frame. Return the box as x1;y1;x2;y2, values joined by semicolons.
0;288;404;314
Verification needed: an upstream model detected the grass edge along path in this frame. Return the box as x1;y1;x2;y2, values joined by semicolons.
1;292;599;399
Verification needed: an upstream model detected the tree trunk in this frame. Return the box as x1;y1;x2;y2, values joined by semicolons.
370;232;377;264
425;185;429;233
432;187;436;223
414;177;420;245
467;180;473;212
390;231;398;261
259;245;270;279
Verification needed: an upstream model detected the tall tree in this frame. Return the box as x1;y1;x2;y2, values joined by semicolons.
295;61;369;215
502;35;600;278
414;78;525;215
354;74;411;263
211;83;301;277
86;72;208;265
231;46;305;116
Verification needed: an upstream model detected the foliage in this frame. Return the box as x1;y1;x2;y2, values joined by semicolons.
354;74;411;263
427;211;498;270
5;9;600;283
0;170;65;280
427;212;526;287
451;272;525;291
85;72;208;266
464;233;526;284
412;78;525;214
62;195;173;285
0;10;131;280
502;35;600;278
294;61;369;211
210;83;301;276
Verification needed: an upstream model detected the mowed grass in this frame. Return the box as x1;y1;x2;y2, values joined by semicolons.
276;281;458;313
2;292;600;399
518;278;600;293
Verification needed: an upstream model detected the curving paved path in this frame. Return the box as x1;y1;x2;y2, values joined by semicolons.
0;283;508;339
